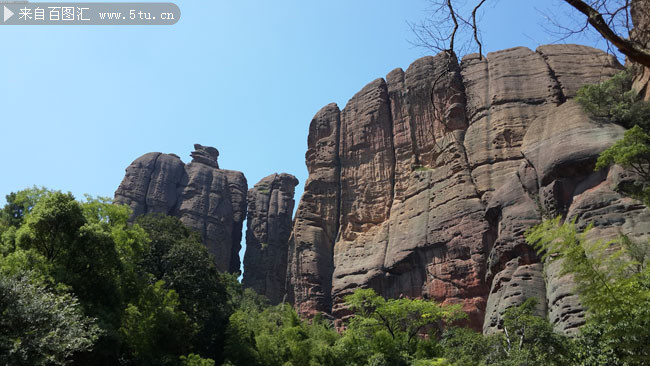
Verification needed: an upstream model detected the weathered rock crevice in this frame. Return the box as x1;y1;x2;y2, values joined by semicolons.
537;50;567;105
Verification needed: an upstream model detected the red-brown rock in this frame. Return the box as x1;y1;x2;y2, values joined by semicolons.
286;44;650;334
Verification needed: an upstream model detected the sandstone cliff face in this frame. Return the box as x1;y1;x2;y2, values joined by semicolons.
287;103;341;316
243;173;298;304
287;44;650;332
114;144;248;273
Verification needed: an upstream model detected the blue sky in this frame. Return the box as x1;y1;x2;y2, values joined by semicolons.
0;0;616;270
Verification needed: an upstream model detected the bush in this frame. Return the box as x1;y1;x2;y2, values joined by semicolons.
576;69;650;131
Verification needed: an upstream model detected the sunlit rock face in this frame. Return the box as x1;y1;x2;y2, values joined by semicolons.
114;144;248;273
113;43;650;334
287;44;650;333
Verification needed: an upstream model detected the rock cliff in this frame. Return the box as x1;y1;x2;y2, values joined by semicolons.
114;144;247;273
113;43;650;335
243;173;299;304
287;44;650;333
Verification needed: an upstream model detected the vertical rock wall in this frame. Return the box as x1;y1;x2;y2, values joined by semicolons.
242;173;298;304
287;103;341;315
287;44;650;332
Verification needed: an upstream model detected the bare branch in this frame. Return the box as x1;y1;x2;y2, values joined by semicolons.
472;0;488;59
564;0;650;67
409;0;492;59
446;0;459;52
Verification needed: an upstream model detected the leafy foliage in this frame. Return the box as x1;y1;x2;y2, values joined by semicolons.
0;272;101;365
527;218;650;365
223;290;339;366
0;186;49;229
439;300;573;366
576;69;650;131
496;298;573;365
440;327;498;365
0;189;237;365
2;186;648;365
340;288;464;365
120;281;196;365
596;125;650;204
135;214;236;361
575;69;650;206
179;353;216;366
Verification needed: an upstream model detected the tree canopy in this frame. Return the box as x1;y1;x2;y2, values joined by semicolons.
0;190;241;365
1;186;649;364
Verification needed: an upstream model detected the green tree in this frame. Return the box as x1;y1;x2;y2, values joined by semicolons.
1;190;150;364
440;327;496;365
179;354;215;366
496;298;574;366
14;193;124;321
14;192;85;262
527;218;650;364
574;69;650;206
135;213;236;361
596;125;650;205
0;272;101;365
439;300;573;366
576;70;650;131
119;281;196;365
1;190;244;365
223;291;340;366
0;186;49;229
338;288;463;366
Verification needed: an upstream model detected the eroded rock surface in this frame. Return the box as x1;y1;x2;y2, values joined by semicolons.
115;144;248;273
113;43;649;334
243;173;298;304
287;44;650;333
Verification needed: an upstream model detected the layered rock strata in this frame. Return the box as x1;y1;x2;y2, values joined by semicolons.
243;173;298;304
287;44;650;333
114;144;248;273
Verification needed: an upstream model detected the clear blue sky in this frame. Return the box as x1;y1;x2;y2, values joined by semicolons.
0;0;615;270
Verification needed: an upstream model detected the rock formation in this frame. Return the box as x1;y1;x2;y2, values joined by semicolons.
243;173;298;304
112;43;650;335
287;44;650;333
114;144;247;273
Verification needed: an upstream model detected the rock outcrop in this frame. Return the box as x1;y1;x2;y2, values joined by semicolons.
114;144;248;273
287;44;650;333
243;173;298;304
112;43;650;335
